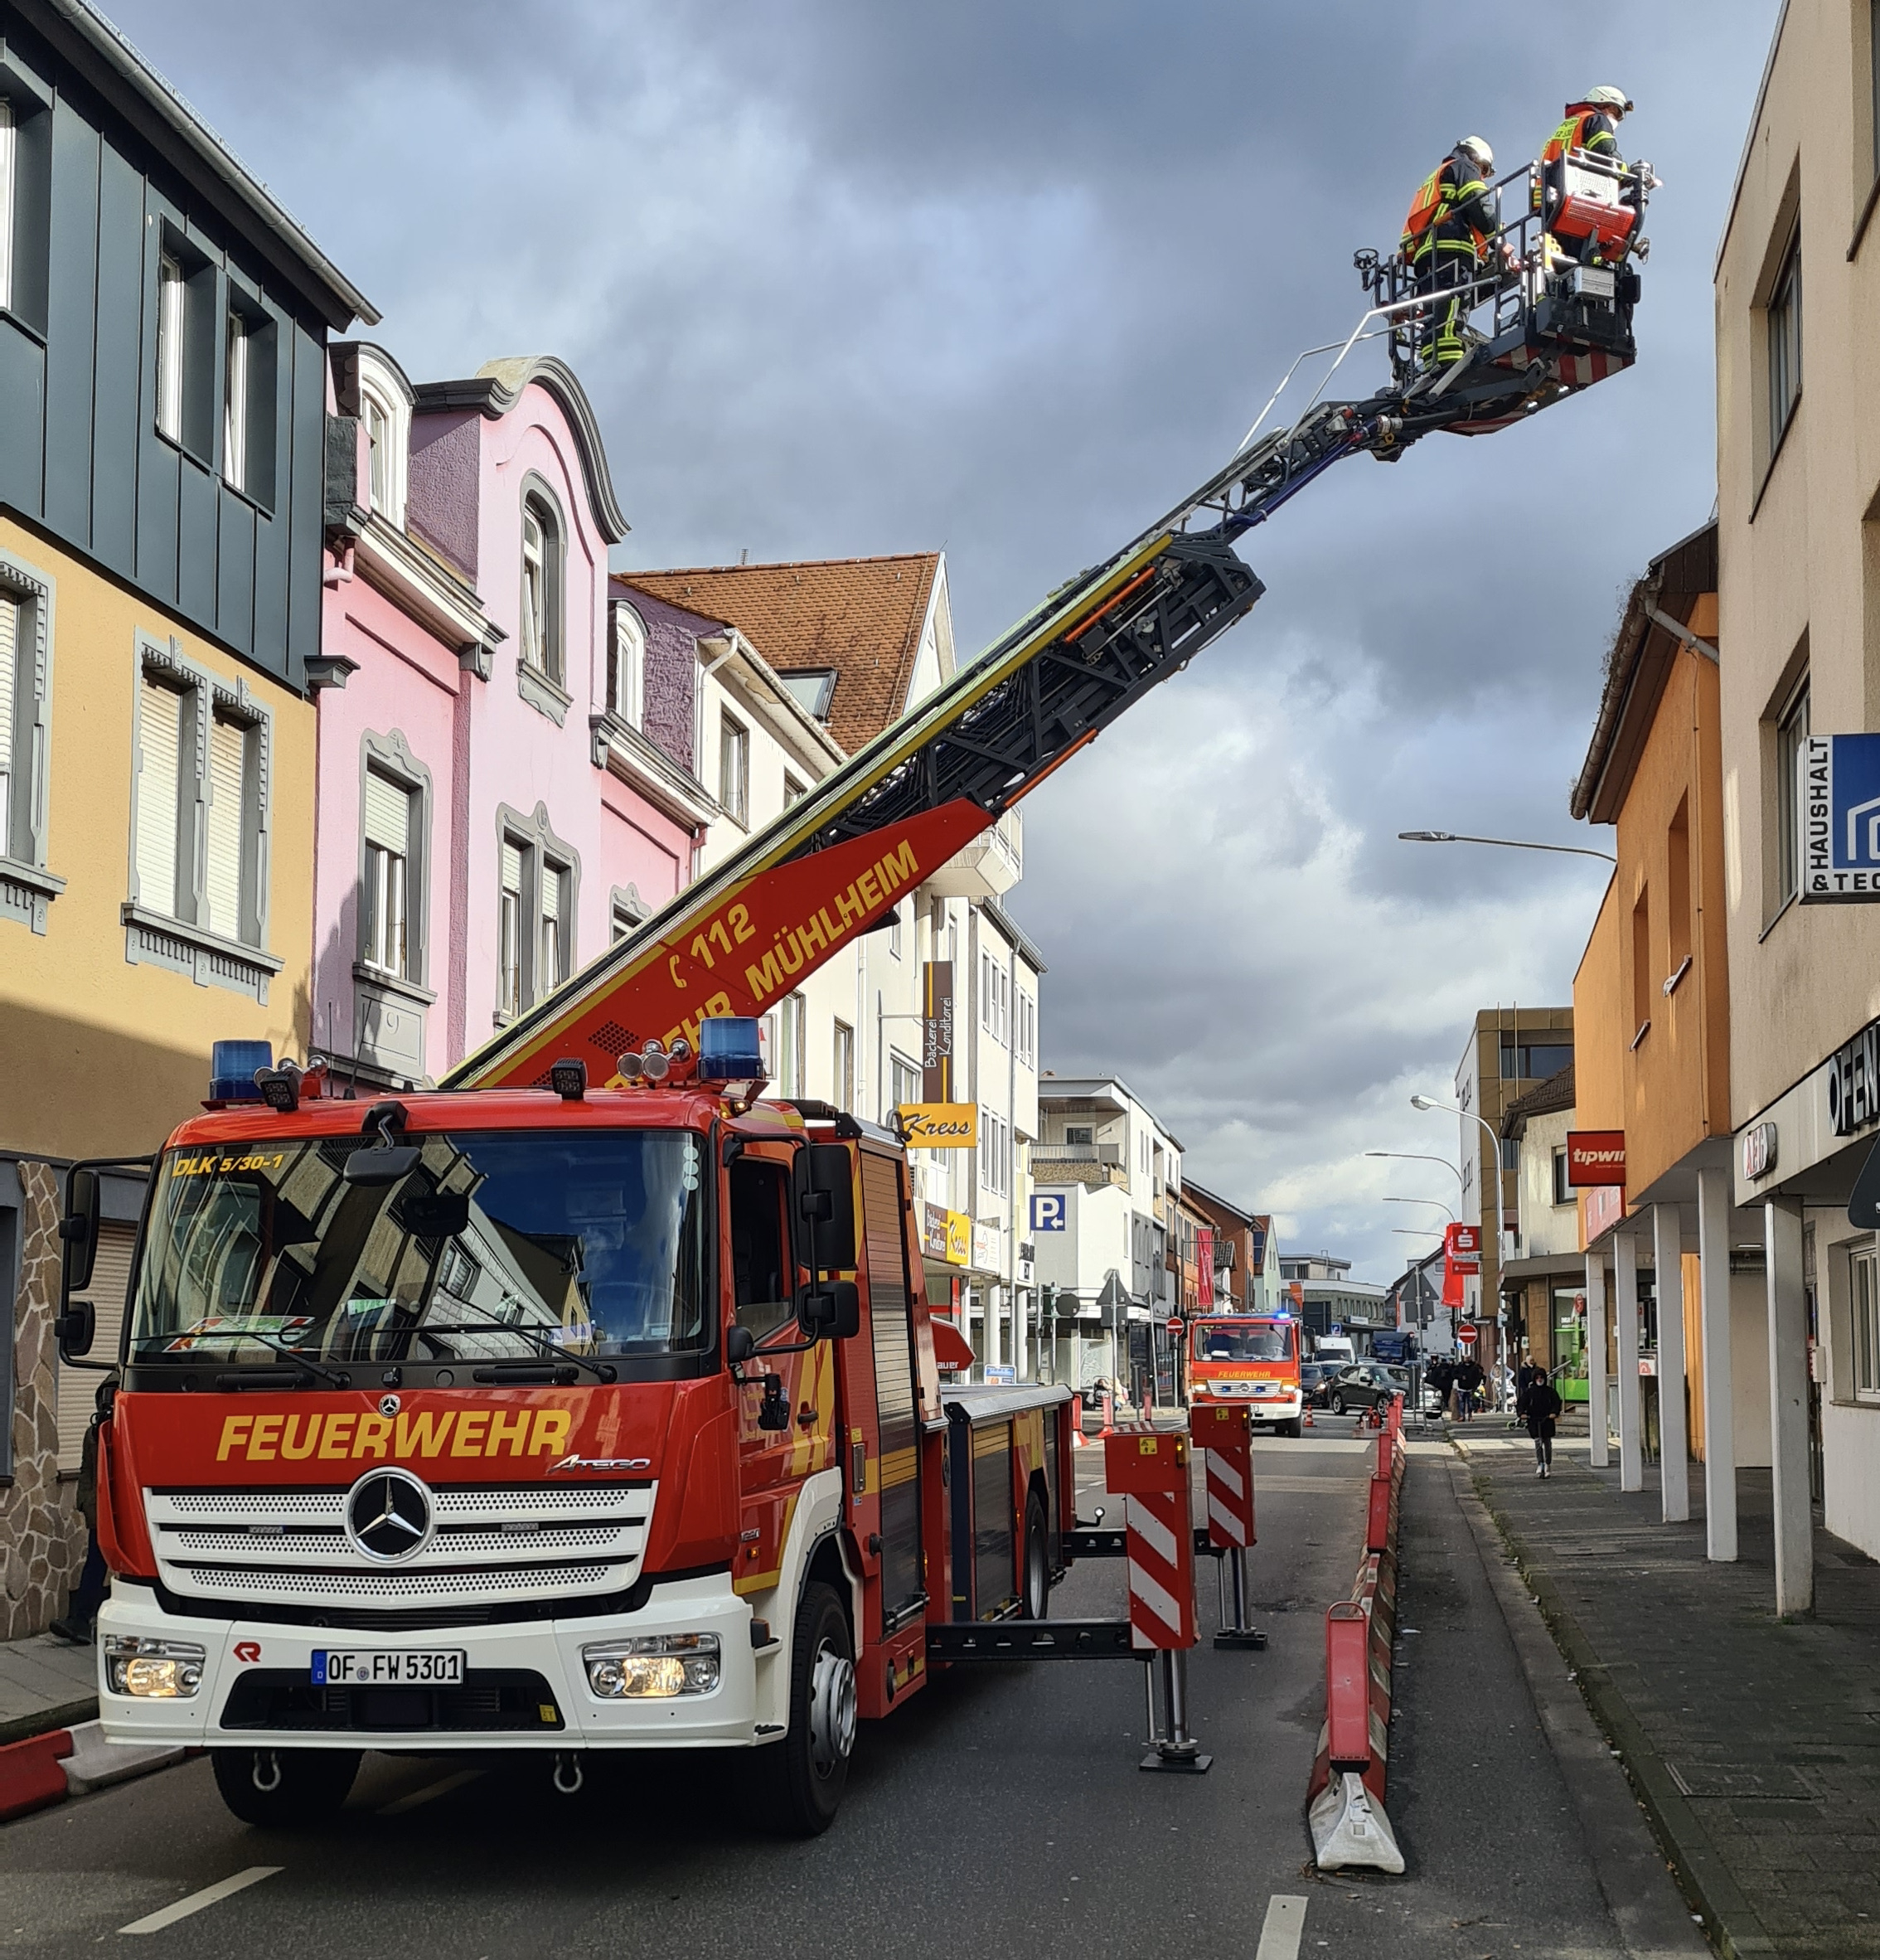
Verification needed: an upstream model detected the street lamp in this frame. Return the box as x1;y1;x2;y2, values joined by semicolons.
1398;829;1616;865
1383;1196;1456;1222
1364;1149;1464;1191
1410;1092;1507;1366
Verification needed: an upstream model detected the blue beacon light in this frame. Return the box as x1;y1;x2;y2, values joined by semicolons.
697;1016;764;1082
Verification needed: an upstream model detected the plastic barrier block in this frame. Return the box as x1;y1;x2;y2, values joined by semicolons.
0;1730;75;1823
1325;1603;1370;1770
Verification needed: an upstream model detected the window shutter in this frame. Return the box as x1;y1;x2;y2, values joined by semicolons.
501;838;523;896
364;769;410;857
134;677;182;916
0;597;16;831
540;861;562;924
205;714;246;940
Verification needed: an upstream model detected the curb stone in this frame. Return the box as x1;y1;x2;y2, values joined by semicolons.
1465;1458;1779;1960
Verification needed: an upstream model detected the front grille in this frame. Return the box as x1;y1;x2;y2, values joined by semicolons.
148;1481;656;1613
220;1667;564;1733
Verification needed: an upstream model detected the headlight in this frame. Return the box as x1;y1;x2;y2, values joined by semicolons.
583;1633;720;1699
104;1636;205;1699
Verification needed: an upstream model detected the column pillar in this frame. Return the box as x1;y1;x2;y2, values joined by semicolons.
1585;1251;1610;1469
1652;1205;1689;1523
1614;1230;1644;1492
1697;1167;1737;1560
1765;1196;1813;1616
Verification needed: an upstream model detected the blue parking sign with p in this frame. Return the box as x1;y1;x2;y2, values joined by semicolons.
1031;1193;1066;1232
1804;734;1880;902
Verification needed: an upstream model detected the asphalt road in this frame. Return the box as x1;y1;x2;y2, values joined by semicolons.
0;1419;1695;1960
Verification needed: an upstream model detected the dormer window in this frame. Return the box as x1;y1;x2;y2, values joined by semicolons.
608;601;645;726
355;357;409;529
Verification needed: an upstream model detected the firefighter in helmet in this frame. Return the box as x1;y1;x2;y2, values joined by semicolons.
1401;136;1500;371
1538;85;1635;262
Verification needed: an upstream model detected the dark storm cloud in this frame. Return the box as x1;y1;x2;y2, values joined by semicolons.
101;0;1776;1279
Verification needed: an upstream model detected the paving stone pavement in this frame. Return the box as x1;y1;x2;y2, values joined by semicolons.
1460;1428;1880;1959
0;1630;97;1745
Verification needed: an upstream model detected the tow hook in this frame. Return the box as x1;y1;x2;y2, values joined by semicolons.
251;1749;282;1793
553;1752;584;1796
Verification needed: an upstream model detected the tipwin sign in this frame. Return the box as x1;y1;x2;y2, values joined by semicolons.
1566;1131;1626;1186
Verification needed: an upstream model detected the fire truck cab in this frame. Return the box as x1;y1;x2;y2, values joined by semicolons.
61;1023;1072;1836
1185;1313;1302;1436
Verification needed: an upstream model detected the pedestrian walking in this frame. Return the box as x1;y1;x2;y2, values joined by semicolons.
1525;1373;1564;1477
51;1380;112;1644
1453;1353;1484;1422
1427;1356;1455;1419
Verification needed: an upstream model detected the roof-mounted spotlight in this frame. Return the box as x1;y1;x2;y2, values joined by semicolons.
550;1058;587;1101
254;1060;305;1113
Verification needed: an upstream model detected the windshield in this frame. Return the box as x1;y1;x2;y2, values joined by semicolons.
1192;1322;1295;1363
128;1131;709;1373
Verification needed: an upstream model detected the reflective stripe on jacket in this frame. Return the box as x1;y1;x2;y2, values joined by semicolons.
1402;153;1495;260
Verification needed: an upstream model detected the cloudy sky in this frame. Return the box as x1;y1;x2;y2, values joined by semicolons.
110;0;1777;1283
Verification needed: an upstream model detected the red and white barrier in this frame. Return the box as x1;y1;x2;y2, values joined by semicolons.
1308;1396;1407;1872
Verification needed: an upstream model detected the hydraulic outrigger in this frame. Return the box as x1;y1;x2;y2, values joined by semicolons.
444;149;1651;1092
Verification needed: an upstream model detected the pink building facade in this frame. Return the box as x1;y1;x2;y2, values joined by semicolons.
314;349;709;1085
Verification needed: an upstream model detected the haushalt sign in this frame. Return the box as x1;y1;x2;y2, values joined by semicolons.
1802;733;1880;902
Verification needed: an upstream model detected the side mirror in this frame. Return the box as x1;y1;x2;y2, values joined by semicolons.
794;1143;856;1272
725;1324;756;1365
343;1143;422;1186
57;1168;100;1360
60;1167;100;1293
797;1280;860;1342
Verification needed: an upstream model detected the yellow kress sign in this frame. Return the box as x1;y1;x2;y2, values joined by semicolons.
899;1103;978;1148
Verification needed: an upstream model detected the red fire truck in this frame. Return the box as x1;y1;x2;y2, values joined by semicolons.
59;1021;1073;1834
1185;1314;1303;1436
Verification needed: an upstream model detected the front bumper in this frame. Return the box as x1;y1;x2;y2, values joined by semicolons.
1247;1394;1302;1425
96;1577;759;1752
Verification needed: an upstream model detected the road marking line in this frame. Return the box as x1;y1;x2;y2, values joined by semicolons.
378;1768;485;1815
119;1866;282;1934
1255;1893;1308;1960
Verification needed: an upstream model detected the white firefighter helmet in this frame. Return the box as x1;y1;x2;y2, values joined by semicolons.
1456;135;1494;173
1576;85;1633;114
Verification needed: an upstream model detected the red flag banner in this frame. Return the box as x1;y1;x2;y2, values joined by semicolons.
1442;1221;1481;1309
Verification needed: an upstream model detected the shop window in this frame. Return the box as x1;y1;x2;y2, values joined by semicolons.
1853;1245;1880;1403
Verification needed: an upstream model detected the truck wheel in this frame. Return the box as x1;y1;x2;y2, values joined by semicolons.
753;1580;855;1836
1281;1419;1302;1438
1019;1490;1050;1620
1330;1393;1347;1416
211;1747;360;1827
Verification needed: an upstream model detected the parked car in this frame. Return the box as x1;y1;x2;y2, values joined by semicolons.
1324;1361;1408;1415
1301;1360;1341;1408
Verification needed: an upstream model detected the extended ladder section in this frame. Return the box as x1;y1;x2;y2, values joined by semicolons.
443;149;1651;1091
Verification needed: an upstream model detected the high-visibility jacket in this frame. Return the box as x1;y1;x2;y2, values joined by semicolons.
1402;152;1496;261
1542;108;1619;167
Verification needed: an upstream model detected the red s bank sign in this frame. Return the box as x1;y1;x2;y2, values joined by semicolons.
1566;1131;1626;1186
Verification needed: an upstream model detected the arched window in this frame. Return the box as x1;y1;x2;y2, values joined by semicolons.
356;352;409;529
519;488;564;684
608;601;645;727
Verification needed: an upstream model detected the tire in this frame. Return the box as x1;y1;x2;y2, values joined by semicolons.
1281;1419;1302;1438
211;1747;360;1827
750;1580;855;1836
1019;1490;1050;1621
1330;1393;1346;1416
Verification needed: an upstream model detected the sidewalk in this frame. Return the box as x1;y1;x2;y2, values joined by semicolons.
1458;1426;1880;1959
0;1633;96;1749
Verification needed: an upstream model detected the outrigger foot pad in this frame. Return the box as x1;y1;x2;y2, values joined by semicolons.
1141;1748;1214;1774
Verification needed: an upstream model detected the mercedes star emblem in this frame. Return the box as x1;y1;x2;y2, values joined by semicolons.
344;1467;435;1563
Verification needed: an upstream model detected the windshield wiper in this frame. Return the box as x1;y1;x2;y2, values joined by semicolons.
412;1322;617;1383
135;1330;351;1389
